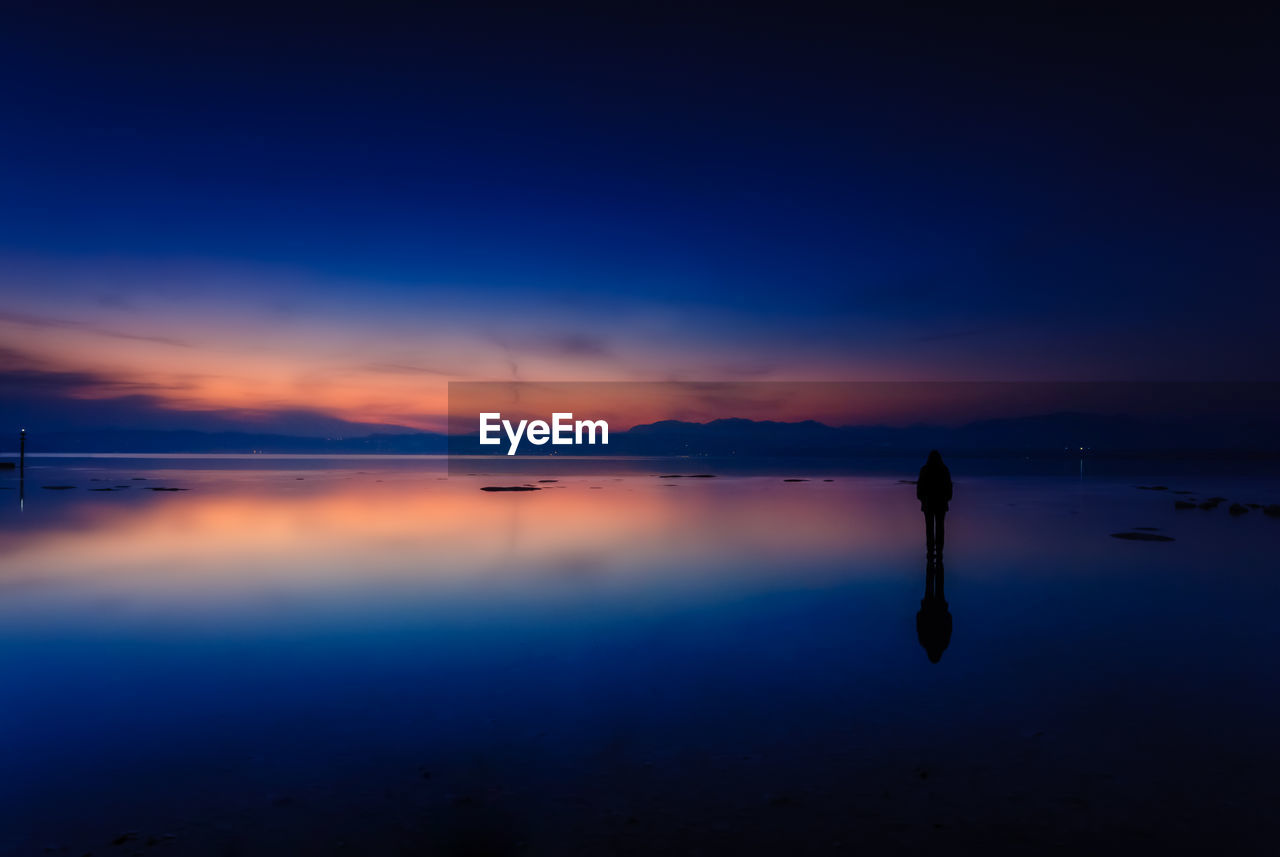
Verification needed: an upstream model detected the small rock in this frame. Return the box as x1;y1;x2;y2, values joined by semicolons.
1135;485;1169;491
1111;532;1176;542
480;486;540;492
1263;505;1280;518
1228;503;1249;515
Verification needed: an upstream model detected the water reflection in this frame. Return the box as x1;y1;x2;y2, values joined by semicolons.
0;469;925;620
4;461;1280;855
2;462;1244;620
916;560;952;663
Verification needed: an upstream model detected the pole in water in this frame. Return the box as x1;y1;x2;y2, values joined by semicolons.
19;428;25;477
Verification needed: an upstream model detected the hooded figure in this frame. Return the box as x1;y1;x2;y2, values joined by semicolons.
917;450;952;562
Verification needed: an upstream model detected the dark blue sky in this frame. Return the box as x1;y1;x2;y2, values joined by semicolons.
1;3;1276;432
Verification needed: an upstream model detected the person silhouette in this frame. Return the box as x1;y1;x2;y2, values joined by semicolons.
916;559;952;663
916;450;952;564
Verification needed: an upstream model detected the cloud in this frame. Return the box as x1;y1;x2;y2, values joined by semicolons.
360;361;462;377
489;332;619;370
485;337;521;381
0;348;165;398
0;347;415;435
0;309;192;348
914;329;983;343
545;333;613;359
714;361;777;378
95;292;134;310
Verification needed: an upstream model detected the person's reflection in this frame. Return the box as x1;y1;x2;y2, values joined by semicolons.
916;450;952;564
917;560;952;663
915;450;953;662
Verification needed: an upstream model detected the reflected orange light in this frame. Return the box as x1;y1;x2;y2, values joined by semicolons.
0;476;918;601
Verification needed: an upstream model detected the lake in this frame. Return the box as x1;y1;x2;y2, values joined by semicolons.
2;456;1278;855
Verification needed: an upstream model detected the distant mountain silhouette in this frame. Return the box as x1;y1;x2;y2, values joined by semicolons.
451;412;1280;457
7;411;1280;456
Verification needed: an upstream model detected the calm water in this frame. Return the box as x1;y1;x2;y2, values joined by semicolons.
2;457;1278;855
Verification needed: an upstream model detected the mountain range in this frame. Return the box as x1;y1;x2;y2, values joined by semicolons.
7;411;1280;457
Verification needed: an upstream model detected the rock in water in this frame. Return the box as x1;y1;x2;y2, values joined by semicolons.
480;486;541;492
1228;503;1249;516
1116;529;1172;544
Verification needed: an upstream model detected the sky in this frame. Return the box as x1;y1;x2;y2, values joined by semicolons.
1;3;1276;434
